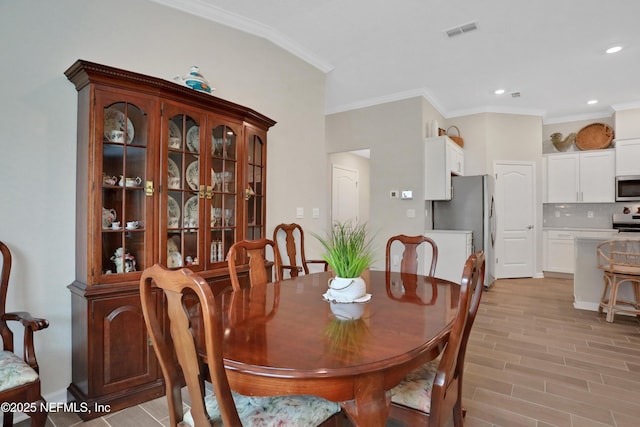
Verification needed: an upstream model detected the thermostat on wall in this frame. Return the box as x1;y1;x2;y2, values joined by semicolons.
401;190;413;200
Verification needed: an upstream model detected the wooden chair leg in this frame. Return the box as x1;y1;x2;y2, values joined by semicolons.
598;275;610;314
604;274;617;322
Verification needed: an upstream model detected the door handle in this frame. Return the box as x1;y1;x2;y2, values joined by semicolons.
527;225;534;230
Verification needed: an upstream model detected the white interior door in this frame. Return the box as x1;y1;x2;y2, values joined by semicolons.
494;162;535;278
331;164;359;224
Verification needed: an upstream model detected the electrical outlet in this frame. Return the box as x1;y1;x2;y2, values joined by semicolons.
407;209;416;218
587;211;594;219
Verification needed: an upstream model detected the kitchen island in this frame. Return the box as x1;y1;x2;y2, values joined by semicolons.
573;233;640;312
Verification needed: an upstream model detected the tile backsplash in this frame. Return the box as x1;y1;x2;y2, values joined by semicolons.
543;202;640;229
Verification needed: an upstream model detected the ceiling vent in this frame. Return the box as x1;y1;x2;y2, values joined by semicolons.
511;92;521;98
445;21;478;38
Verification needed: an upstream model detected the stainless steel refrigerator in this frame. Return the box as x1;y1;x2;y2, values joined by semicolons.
432;174;495;288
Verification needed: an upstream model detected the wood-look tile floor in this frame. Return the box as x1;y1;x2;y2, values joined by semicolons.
18;277;640;427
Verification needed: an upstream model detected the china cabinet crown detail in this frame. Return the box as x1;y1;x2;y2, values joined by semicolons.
65;60;275;418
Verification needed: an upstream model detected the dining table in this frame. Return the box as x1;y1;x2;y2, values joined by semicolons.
217;269;460;427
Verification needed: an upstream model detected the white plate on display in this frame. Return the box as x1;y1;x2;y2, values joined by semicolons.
104;108;134;143
184;196;198;227
168;121;181;149
167;251;183;268
186;126;200;153
168;157;180;178
168;196;180;228
186;161;199;191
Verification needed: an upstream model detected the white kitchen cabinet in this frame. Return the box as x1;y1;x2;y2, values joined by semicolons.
424;230;472;283
543;229;619;274
615;139;640;176
545;150;615;203
425;136;464;200
543;230;575;273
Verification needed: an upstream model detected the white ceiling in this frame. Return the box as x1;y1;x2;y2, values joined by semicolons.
152;0;640;123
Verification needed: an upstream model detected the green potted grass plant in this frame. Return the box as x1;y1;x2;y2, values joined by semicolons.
314;221;375;305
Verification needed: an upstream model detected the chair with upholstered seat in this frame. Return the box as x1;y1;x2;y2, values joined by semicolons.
227;238;282;291
389;251;485;427
273;223;328;279
0;241;50;427
140;264;341;427
386;234;438;276
597;239;640;322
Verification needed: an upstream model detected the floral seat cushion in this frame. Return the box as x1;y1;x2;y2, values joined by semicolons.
184;391;341;427
390;356;440;413
0;350;39;392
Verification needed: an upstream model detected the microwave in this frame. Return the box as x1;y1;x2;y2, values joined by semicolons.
616;175;640;201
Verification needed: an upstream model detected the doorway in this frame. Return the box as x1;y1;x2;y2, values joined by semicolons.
329;150;370;226
493;161;535;278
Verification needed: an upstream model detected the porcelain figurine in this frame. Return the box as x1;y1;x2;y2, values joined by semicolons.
111;247;137;273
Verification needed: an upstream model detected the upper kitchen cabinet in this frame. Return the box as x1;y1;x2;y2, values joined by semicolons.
64;60;275;417
544;150;615;203
615;139;640;176
425;136;465;200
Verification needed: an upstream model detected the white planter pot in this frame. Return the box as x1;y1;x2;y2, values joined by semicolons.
330;302;365;320
326;276;366;302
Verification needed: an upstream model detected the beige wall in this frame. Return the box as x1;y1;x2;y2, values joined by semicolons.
327;97;425;269
0;0;327;398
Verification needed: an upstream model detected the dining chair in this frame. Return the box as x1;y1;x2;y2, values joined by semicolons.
273;223;328;279
227;238;282;291
389;251;485;427
140;264;342;427
385;234;438;276
0;241;50;427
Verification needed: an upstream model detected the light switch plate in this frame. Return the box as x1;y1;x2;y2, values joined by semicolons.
296;207;304;218
312;208;320;218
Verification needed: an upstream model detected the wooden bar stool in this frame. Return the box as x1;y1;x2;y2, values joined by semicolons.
597;239;640;323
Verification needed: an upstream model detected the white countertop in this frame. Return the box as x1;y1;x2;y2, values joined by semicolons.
575;233;640;242
543;227;617;232
425;229;472;235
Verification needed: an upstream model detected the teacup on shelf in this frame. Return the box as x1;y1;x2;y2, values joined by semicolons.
109;130;125;143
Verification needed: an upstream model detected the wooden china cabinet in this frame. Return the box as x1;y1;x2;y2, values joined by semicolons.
65;60;275;418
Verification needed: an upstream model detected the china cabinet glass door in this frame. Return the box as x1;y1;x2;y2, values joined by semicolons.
98;92;155;280
163;104;206;271
206;121;241;268
245;128;267;240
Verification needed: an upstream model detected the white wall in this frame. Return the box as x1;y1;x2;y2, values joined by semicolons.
0;0;327;398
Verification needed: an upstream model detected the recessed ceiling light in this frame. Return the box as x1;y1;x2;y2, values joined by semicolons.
587;99;598;105
606;46;623;54
494;89;505;95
